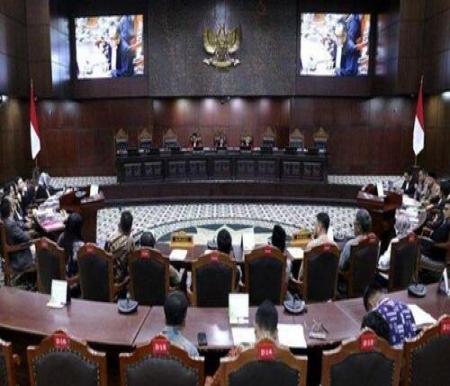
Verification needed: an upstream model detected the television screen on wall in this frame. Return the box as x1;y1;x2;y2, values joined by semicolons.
75;15;144;79
300;13;371;76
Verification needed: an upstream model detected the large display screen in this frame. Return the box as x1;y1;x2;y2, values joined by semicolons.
75;15;144;79
300;13;371;76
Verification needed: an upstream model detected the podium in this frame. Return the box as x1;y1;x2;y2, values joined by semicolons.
356;189;402;253
59;187;105;243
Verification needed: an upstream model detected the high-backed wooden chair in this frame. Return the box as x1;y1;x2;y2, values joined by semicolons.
190;252;237;307
217;339;307;386
244;246;286;306
0;338;19;386
313;127;329;151
301;244;340;303
119;335;204;386
388;233;419;291
128;248;169;306
27;330;107;386
340;234;380;298
321;330;402;386
0;219;35;286
289;128;305;150
35;238;66;294
402;315;450;386
78;243;123;302
115;128;129;156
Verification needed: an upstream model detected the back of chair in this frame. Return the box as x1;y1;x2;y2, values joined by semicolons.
192;252;236;307
219;339;307;386
402;315;450;386
322;330;402;386
244;246;286;306
119;335;204;386
347;234;379;298
27;330;107;386
128;248;169;306
303;244;340;303
0;338;16;386
78;244;114;302
389;234;419;292
35;238;66;294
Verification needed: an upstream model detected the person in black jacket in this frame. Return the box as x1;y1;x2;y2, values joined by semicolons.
401;170;416;198
0;198;34;272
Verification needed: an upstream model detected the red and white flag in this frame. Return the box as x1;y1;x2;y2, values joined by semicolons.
413;78;425;156
30;81;41;160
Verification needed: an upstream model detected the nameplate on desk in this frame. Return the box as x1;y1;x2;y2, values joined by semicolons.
170;232;193;248
47;280;68;309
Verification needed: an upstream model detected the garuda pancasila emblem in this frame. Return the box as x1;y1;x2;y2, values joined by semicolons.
203;24;241;69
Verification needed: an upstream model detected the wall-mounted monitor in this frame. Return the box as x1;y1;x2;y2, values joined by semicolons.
75;15;144;79
300;13;371;76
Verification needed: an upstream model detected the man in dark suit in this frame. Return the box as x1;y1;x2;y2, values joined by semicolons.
401;170;416;198
0;198;34;272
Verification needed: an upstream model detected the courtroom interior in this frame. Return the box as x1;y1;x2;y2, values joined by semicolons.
0;0;450;386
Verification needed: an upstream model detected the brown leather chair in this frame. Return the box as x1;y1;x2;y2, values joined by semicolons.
321;329;402;386
387;233;419;291
402;315;450;386
244;246;286;306
300;244;340;303
27;330;107;386
190;252;237;307
35;238;70;294
217;339;307;386
0;220;35;286
128;248;170;306
119;335;204;386
0;338;19;386
78;243;125;302
340;234;380;298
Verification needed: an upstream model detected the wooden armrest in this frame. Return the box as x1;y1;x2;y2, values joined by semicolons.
7;242;32;252
114;276;130;294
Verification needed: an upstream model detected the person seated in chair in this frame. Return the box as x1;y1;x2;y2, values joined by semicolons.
105;210;135;284
414;169;429;201
0;197;35;273
297;212;337;281
214;228;241;286
363;277;416;347
139;231;181;287
377;213;411;280
422;172;441;205
205;300;280;386
189;132;203;149
420;200;450;277
35;172;55;201
57;213;84;277
271;225;292;282
361;310;391;343
401;170;416;198
162;291;199;357
339;209;373;271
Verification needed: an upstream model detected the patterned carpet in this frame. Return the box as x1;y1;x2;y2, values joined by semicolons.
96;203;357;247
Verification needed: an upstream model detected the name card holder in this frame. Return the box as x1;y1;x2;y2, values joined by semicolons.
170;231;194;249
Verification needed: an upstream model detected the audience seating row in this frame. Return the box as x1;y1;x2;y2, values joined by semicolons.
1;316;449;386
29;234;422;306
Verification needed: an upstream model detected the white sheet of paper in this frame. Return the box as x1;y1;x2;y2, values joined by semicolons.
229;293;249;324
90;184;99;197
47;280;67;308
286;247;304;260
242;230;255;252
408;304;437;327
169;249;188;261
377;182;384;198
278;324;307;348
232;327;255;345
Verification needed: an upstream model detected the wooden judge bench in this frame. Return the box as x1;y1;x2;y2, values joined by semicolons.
59;187;105;243
356;187;403;252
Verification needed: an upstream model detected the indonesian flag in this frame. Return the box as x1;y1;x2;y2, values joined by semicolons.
30;81;41;160
413;79;425;156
